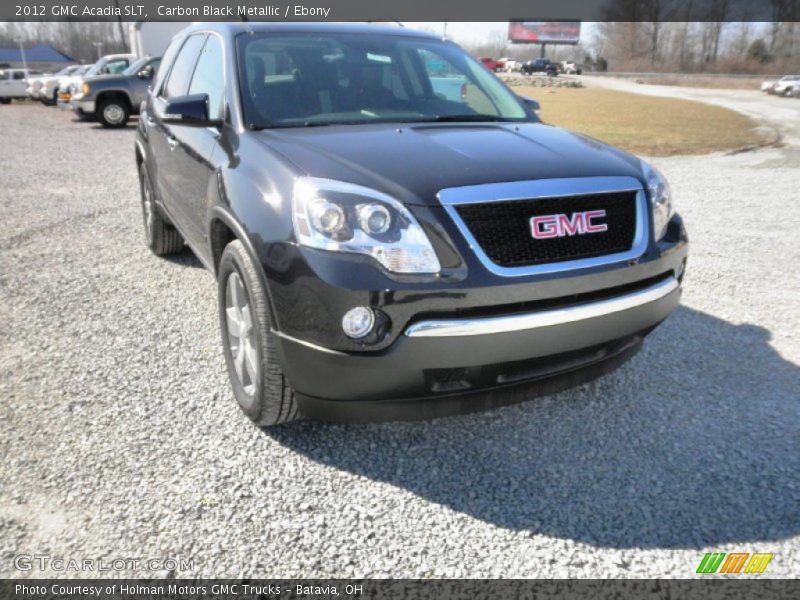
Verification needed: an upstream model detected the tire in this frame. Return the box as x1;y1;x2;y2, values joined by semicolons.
139;163;184;256
41;91;57;106
97;97;130;127
0;98;11;105
218;240;299;426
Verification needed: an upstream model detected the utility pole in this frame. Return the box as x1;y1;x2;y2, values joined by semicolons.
113;0;128;53
443;21;448;40
19;41;28;71
93;42;103;60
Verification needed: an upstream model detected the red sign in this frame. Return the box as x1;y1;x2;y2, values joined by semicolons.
508;21;581;45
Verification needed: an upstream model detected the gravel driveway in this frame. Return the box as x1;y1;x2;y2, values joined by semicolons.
0;99;797;579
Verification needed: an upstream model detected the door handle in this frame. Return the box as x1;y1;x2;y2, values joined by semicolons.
167;136;179;150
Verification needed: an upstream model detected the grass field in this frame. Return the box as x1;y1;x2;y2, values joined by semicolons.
512;86;768;156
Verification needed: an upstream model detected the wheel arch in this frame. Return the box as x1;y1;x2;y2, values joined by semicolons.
208;205;281;329
96;89;132;112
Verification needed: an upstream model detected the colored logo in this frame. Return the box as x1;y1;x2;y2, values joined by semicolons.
696;552;773;574
530;210;608;240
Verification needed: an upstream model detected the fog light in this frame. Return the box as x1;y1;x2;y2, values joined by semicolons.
342;306;375;339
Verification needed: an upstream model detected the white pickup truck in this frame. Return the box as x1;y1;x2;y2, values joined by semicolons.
0;69;41;103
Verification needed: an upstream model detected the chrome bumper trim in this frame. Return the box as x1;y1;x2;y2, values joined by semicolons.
404;276;679;338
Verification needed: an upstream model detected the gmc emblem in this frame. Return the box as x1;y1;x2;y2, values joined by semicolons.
531;210;608;239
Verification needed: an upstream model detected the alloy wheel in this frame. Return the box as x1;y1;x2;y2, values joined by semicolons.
225;272;259;396
141;175;154;244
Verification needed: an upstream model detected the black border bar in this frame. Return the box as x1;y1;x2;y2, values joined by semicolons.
2;579;800;600
4;0;797;22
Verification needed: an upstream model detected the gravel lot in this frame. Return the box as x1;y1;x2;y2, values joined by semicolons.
0;96;798;579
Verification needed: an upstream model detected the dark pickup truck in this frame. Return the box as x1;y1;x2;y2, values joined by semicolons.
521;58;559;76
71;56;161;127
135;23;687;426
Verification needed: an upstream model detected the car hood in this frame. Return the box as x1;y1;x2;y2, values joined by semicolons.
255;122;645;206
83;74;127;85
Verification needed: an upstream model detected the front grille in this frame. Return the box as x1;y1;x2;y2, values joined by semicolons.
455;191;637;268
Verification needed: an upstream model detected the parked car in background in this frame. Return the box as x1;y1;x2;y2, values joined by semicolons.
135;23;686;426
561;61;583;75
772;75;800;96
0;68;41;103
479;57;505;72
499;57;519;72
521;58;558;76
70;55;161;127
31;65;81;105
26;73;47;100
55;65;91;107
761;75;800;95
61;53;136;117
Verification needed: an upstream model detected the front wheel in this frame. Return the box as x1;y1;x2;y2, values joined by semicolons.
97;98;130;127
218;240;299;427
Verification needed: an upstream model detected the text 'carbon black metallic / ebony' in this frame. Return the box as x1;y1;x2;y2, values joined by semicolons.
455;191;637;267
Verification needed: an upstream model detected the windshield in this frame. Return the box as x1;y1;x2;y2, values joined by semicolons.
236;32;529;129
123;57;150;76
86;60;104;76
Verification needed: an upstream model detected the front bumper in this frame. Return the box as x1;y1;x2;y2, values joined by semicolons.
70;96;95;114
279;273;682;418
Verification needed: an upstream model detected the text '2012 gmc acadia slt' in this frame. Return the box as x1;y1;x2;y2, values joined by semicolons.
135;23;688;426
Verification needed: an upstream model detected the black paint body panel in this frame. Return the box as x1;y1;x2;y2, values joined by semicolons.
135;22;688;416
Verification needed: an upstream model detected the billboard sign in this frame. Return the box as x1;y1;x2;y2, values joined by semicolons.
508;21;581;45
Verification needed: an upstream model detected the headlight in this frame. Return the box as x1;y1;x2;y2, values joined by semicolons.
293;177;441;274
641;160;674;241
81;82;90;95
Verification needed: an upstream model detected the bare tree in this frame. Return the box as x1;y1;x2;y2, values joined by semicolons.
0;21;127;63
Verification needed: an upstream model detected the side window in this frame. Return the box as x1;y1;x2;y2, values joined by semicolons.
187;35;224;120
162;34;207;99
105;59;128;74
153;38;183;93
13;71;26;80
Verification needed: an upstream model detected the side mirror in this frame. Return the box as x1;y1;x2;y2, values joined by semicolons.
517;94;541;119
163;94;221;127
137;65;154;80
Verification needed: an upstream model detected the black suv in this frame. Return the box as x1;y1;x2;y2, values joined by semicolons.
521;58;559;76
135;23;687;426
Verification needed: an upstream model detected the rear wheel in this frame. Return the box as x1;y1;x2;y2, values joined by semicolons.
138;163;184;256
0;98;11;105
218;240;299;427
